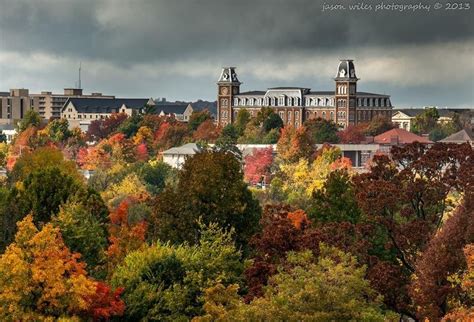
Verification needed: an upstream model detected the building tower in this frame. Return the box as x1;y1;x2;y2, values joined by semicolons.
334;59;358;128
217;67;241;126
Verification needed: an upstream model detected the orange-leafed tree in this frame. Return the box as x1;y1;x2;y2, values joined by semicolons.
287;209;310;230
276;125;315;163
77;146;112;170
330;156;352;171
106;200;147;273
244;147;273;185
0;215;96;319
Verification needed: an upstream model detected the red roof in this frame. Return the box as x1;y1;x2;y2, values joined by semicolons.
374;128;432;144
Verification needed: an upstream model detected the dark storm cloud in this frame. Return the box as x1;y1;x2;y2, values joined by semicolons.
0;0;473;106
0;0;472;65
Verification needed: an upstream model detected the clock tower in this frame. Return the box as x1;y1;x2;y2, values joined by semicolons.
334;59;359;128
217;67;241;126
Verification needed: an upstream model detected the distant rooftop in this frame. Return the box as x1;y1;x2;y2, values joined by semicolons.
64;97;151;113
374;128;432;144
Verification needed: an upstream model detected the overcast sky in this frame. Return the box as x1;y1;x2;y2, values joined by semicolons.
0;0;473;108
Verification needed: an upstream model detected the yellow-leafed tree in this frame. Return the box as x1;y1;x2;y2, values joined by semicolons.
0;215;96;320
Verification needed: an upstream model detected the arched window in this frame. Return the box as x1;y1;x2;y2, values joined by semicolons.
330;111;334;120
322;111;326;119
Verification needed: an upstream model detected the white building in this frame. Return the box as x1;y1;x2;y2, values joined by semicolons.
154;103;194;122
162;143;202;169
0;124;16;143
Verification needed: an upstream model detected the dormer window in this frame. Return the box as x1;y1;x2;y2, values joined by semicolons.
279;96;285;106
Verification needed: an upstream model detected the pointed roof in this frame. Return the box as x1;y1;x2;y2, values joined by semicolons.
374;128;432;145
439;129;474;144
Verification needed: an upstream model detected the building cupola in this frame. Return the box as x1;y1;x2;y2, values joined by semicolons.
335;59;359;81
217;67;241;85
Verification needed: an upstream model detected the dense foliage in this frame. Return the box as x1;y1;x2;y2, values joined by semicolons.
0;109;472;320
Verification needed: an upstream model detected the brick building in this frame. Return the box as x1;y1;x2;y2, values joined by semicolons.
216;59;393;129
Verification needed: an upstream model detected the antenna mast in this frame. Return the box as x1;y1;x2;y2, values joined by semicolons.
78;62;82;89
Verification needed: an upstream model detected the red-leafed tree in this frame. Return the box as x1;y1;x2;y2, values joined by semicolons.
193;119;221;143
410;197;474;321
87;113;128;141
86;282;126;321
337;124;366;143
244;147;274;185
354;142;474;317
106;199;147;274
136;143;148;161
154;122;190;151
245;205;307;300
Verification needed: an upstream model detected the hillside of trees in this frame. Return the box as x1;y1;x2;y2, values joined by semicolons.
0;108;472;321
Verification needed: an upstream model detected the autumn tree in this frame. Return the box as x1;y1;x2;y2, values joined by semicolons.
106;200;147;274
276;125;315;163
87;112;128;141
364;114;396;136
189;109;212;131
149;150;261;249
304;117;339;144
10;145;81;183
0;215;96;320
243;147;273;185
154;121;190;151
354;142;474;315
111;223;243;320
193;119;221;143
442;244;474;321
410;197;474;321
43;118;71;143
337;124;366;143
86;282;126;320
272;145;345;207
0;215;125;320
245;205;310;299
199;246;395;321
